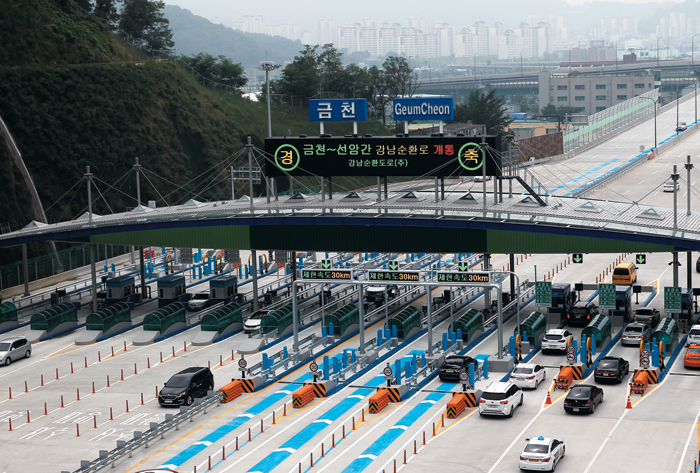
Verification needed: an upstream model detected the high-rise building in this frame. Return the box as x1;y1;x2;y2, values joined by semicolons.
314;18;338;45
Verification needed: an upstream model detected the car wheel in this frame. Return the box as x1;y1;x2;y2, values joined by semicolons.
551;458;556;471
25;350;31;359
519;394;523;406
207;384;213;395
562;446;565;458
506;406;514;418
600;393;604;403
185;395;194;406
4;357;10;366
590;402;595;414
535;379;539;388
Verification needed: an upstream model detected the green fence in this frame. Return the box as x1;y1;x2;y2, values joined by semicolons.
261;303;295;336
581;314;612;347
325;304;358;336
143;302;186;332
388;306;421;339
201;303;242;332
0;302;17;323
451;308;483;343
30;303;77;332
0;244;131;290
516;311;547;344
653;318;679;352
85;302;131;332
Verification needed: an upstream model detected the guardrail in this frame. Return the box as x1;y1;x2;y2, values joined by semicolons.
65;391;223;473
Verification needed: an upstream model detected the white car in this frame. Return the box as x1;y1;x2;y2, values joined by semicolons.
541;329;572;354
474;175;492;182
509;363;546;389
243;310;269;334
479;381;523;417
188;291;210;311
687;324;700;346
663;180;679;192
519;436;565;471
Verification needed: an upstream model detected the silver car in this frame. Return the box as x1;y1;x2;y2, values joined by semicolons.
0;336;31;366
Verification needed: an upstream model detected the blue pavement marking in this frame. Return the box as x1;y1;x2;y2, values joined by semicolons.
159;365;323;468
547;159;619;194
247;376;386;473
340;383;453;473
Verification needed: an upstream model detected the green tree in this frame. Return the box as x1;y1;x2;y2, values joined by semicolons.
183;53;247;88
382;56;418;99
541;104;557;115
454;89;512;135
118;0;174;51
94;0;118;28
272;45;321;98
367;65;391;124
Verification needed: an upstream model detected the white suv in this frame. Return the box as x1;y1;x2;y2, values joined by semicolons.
541;329;572;354
688;325;700;346
479;381;523;417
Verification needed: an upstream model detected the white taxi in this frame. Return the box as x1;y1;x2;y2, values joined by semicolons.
509;363;546;389
519;436;565;471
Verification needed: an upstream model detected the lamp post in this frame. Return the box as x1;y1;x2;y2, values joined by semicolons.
258;61;281;137
637;95;659;151
656;37;663;68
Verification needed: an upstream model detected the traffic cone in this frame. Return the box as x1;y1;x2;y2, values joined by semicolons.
545;390;552;406
626;395;632;409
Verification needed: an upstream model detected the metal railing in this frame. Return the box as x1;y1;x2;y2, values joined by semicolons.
65;392;223;473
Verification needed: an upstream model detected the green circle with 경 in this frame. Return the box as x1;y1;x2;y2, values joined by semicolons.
458;142;484;171
274;144;301;172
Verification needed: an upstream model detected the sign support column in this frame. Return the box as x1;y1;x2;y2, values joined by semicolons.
292;281;299;354
427;286;434;356
358;284;365;354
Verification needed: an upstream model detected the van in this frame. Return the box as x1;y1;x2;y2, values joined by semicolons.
612;262;637;285
158;367;215;406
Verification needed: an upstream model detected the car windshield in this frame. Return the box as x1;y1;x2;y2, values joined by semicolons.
690;329;700;337
513;367;533;374
545;334;562;340
0;343;10;351
481;392;507;401
166;375;190;388
598;360;619;369
568;387;592;397
192;293;209;300
665;181;674;186
613;268;629;275
524;444;549;453
625;326;643;333
248;312;265;320
688;347;700;355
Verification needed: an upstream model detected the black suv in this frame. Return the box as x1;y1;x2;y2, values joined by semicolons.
158;367;215;406
567;301;599;326
594;356;629;384
438;355;479;382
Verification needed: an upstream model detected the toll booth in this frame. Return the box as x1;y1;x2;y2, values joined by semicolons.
0;302;18;331
611;286;632;324
652;318;679;353
157;275;186;308
515;311;547;347
106;275;136;305
366;285;397;307
209;275;237;303
550;283;576;323
581;314;612;348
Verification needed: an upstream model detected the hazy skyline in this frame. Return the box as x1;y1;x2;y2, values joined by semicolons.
165;0;691;29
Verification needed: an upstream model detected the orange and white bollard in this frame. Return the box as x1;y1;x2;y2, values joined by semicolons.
94;415;97;428
545;390;552;406
8;417;12;431
134;363;138;375
141;393;144;405
126;400;129;413
26;410;30;423
222;445;226;460
44;402;47;416
107;375;110;388
76;423;80;437
61;395;64;408
85;356;88;368
147;357;151;369
77;388;80;401
24;381;28;393
71;362;74;374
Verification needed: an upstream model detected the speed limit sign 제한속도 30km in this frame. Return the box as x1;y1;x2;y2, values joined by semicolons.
383;366;393;377
309;362;319;373
238;358;247;369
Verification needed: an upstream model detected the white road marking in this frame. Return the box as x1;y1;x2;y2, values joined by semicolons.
582;410;630;472
358;454;377;460
675;403;700;473
275;447;296;453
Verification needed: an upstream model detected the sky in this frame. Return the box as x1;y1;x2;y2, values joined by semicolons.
164;0;687;29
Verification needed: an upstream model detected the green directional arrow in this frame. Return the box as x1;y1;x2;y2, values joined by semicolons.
322;260;331;269
389;261;399;270
636;254;646;264
458;262;469;272
573;254;583;264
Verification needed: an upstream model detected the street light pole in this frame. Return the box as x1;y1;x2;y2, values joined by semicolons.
638;96;659;151
258;61;281;137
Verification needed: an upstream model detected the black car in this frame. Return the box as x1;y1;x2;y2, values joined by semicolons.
564;384;604;414
438;355;479;382
594;356;629;383
567;301;599;326
633;307;661;328
158;367;215;406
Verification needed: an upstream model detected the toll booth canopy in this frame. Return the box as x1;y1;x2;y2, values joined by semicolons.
515;311;546;344
30;303;77;332
261;303;295;336
0;302;17;323
451;308;484;343
652;318;679;351
325;304;359;336
143;302;186;332
200;303;242;332
581;314;612;347
209;276;238;300
388;306;420;339
85;302;131;332
106;275;136;302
